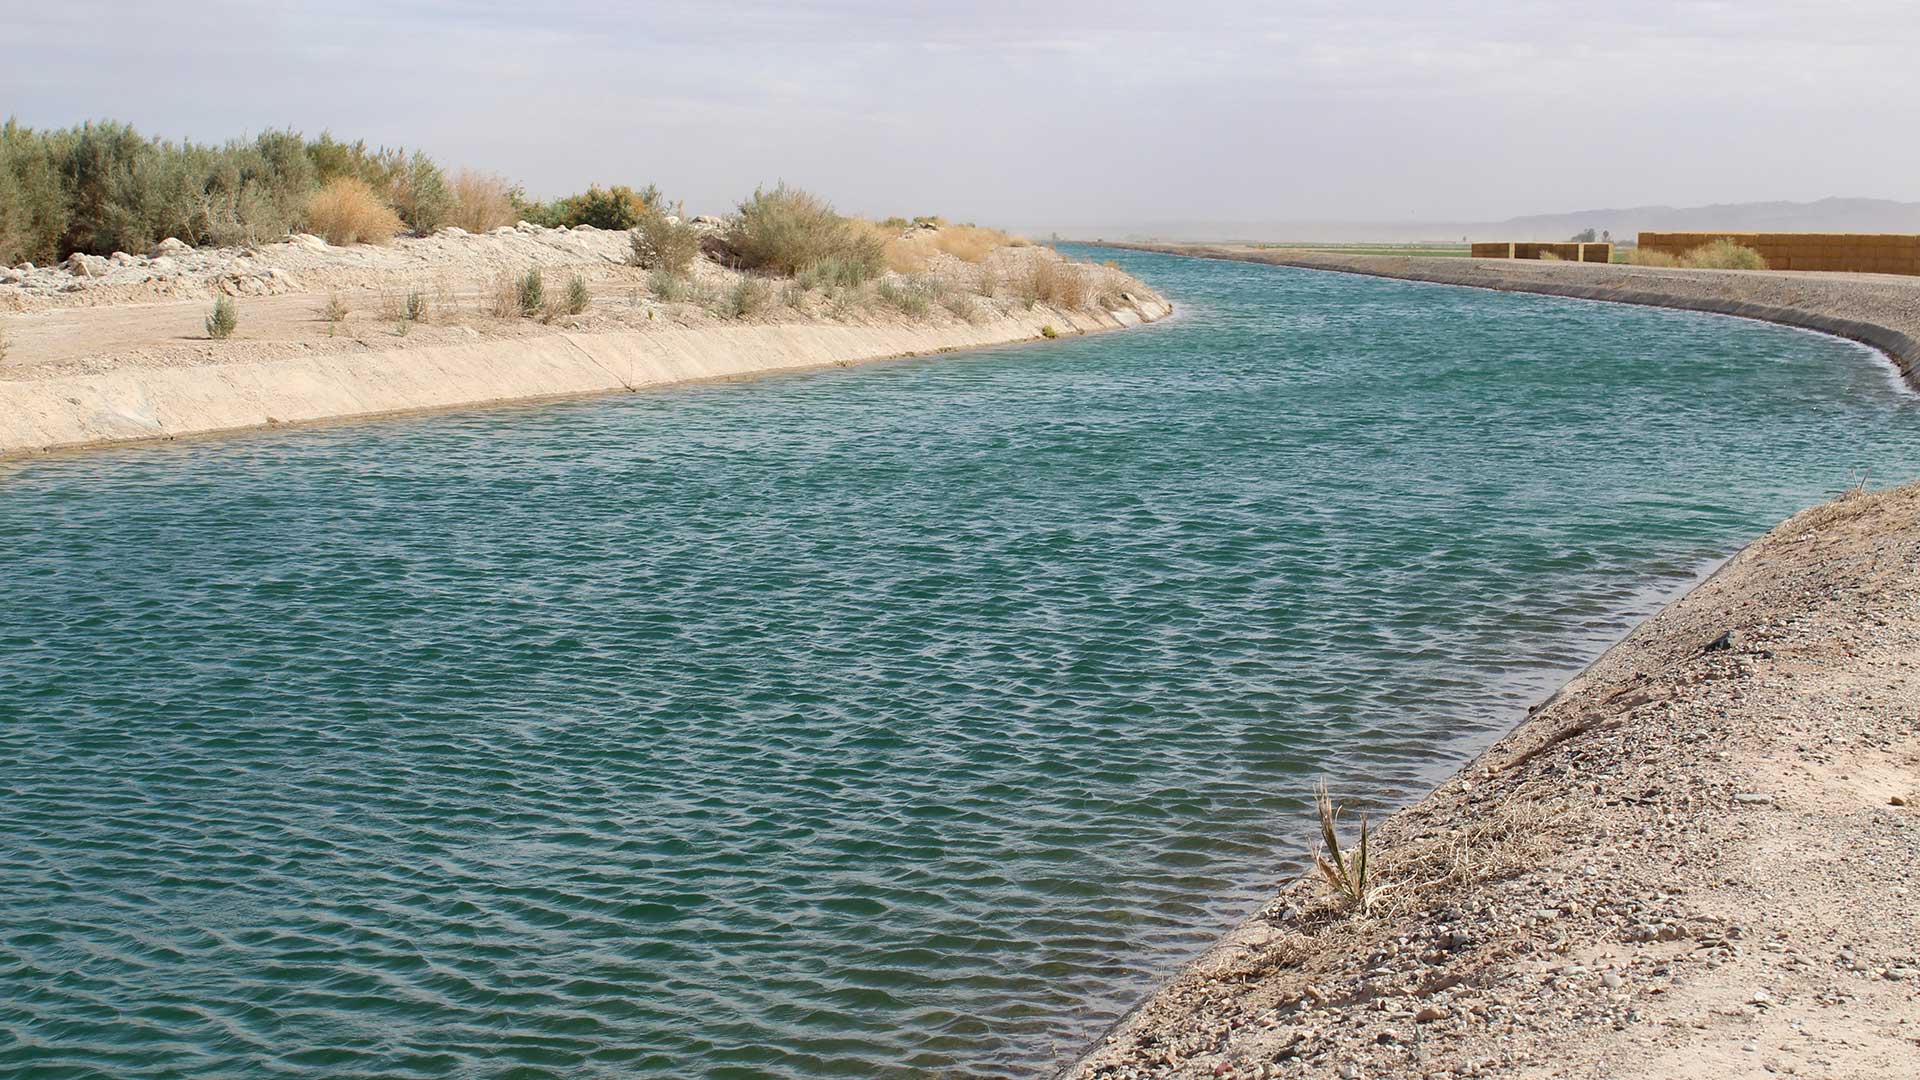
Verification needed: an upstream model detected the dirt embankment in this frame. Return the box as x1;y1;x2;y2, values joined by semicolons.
1108;244;1920;387
1066;479;1920;1077
0;225;1169;457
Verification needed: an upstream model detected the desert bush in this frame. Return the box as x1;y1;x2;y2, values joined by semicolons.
795;257;877;291
383;151;451;233
0;121;483;260
649;270;687;302
724;277;772;319
517;267;545;316
728;184;884;281
629;208;700;272
0;321;10;361
319;293;349;323
448;170;515;232
1624;248;1679;267
565;273;590;315
304;176;402;245
975;261;1001;298
1039;324;1058;339
941;291;980;323
1679;239;1767;270
532;184;660;230
205;296;237;339
405;289;429;322
875;277;934;318
0;120;70;264
1535;249;1562;261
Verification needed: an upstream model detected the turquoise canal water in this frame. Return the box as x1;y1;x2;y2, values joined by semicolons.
2;248;1916;1078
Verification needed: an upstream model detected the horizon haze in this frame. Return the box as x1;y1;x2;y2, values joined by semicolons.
6;1;1919;233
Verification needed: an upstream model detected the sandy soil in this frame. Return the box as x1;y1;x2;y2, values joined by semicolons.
1065;481;1920;1079
0;225;1163;383
1110;245;1920;386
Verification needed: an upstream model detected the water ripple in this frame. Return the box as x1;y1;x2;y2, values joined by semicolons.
1;247;1916;1078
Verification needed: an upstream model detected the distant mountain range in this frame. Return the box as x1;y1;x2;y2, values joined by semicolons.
1093;198;1920;245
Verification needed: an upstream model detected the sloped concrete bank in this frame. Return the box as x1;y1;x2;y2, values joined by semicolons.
1062;246;1920;1080
0;299;1170;458
1109;243;1920;387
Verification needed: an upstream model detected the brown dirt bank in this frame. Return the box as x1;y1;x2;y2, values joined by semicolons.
1063;490;1920;1071
1106;244;1920;388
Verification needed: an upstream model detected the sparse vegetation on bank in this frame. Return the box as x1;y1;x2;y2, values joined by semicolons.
1624;240;1767;269
628;208;700;273
727;184;885;280
525;184;660;231
205;296;236;339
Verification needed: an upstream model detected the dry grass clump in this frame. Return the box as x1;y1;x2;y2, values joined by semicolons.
1535;249;1563;262
565;273;590;315
485;271;521;318
1625;241;1767;270
728;185;884;281
1679;239;1768;270
1624;248;1680;267
0;321;11;362
866;222;1025;273
448;170;515;233
1314;782;1375;911
304;177;403;246
1033;257;1090;309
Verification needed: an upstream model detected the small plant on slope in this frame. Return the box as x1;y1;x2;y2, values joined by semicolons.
517;267;544;317
205;296;237;339
565;274;590;315
1315;781;1375;911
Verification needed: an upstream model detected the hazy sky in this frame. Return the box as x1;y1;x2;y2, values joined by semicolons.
6;1;1919;231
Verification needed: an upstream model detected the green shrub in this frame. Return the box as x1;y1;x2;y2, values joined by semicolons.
0;120;470;260
727;184;883;280
629;208;700;272
649;270;686;302
875;277;933;318
531;184;660;230
725;277;770;319
565;273;590;315
1039;324;1058;339
206;296;237;339
795;257;878;291
517;268;544;316
0;120;70;264
385;151;451;233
